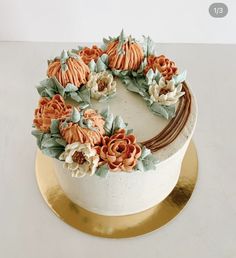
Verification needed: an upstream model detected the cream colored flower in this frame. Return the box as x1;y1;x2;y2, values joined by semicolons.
148;77;185;106
86;71;116;100
59;142;99;178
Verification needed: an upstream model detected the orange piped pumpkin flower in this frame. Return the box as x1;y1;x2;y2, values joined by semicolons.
78;45;104;65
47;57;90;88
34;94;72;133
144;55;178;80
106;40;144;71
96;129;142;172
59;109;105;146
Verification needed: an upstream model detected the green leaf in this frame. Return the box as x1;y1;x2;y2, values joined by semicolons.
104;113;114;135
50;119;60;134
61;50;69;60
142;36;156;56
79;87;91;103
69;92;82;102
140;146;151;160
52;77;65;96
41;138;60;148
64;83;78;92
112;115;126;133
55;138;67;147
136;160;145;172
96;57;107;72
173;70;187;85
41;147;64;158
100;53;108;65
126;128;134;134
146;69;154;85
150;102;176;120
95;164;109;178
127;83;141;94
88;60;96;72
71;107;81;123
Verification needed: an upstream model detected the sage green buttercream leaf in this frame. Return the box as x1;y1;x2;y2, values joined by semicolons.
52;77;65;96
69;92;82;102
50;119;60;134
31;130;44;149
45;88;55;98
127;83;141;94
140;146;151;160
88;60;96;72
61;50;69;60
151;103;168;119
163;105;176;119
150;102;176;120
146;69;155;85
41;138;61;148
126;128;134;134
64;83;78;92
117;29;126;55
79;87;91;103
136;160;145;172
100;54;108;65
71;107;81;123
173;70;187;85
36;84;47;96
79;102;90;110
98;92;116;103
95;164;109;178
104;113;114;135
41;147;64;159
55;138;67;147
112;115;126;133
96;57;107;72
100;106;110;119
142;36;156;56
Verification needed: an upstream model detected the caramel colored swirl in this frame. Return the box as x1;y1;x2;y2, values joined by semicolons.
78;45;103;64
60;122;103;146
47;57;90;88
96;129;142;172
34;94;72;133
59;109;105;146
141;82;191;152
106;40;144;71
145;55;178;81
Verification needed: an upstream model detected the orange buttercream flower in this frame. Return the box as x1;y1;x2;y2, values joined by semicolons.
144;55;178;80
59;109;105;146
78;45;104;64
96;129;142;172
106;40;144;71
34;95;72;133
47;57;90;88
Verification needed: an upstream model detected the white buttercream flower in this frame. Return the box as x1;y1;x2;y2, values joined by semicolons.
148;77;185;106
86;71;116;100
59;142;99;178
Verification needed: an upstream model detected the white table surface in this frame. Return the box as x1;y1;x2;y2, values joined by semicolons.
0;42;235;258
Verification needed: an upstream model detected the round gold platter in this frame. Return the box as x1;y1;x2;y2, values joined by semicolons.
35;141;198;238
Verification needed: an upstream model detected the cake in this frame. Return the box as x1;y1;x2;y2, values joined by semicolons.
32;30;197;216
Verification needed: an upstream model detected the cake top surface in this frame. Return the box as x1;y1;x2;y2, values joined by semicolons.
32;30;197;178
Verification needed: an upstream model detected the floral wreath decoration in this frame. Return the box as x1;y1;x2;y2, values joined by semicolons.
32;30;191;178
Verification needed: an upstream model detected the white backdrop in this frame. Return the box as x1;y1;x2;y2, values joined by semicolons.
0;0;235;43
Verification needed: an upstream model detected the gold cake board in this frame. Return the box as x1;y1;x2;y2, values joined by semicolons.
35;141;198;238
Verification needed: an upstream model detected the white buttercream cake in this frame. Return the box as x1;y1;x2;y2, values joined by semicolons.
32;31;197;217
